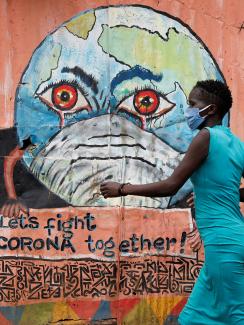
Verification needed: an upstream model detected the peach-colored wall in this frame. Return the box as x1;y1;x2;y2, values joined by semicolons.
0;0;243;140
0;2;243;323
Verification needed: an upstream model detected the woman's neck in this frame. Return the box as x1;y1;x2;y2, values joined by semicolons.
202;116;222;128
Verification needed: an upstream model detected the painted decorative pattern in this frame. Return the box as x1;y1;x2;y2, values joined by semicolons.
0;256;203;305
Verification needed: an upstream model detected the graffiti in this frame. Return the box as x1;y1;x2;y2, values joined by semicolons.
0;256;203;305
0;208;196;260
120;257;203;296
1;5;225;213
0;3;229;323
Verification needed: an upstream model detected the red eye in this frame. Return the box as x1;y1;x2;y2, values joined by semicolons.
52;84;77;110
133;90;159;115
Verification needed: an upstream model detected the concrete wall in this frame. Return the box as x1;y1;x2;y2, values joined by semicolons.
0;1;243;324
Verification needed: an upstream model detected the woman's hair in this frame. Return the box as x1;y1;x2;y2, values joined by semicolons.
194;80;232;117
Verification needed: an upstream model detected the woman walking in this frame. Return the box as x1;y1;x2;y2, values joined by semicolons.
101;80;244;324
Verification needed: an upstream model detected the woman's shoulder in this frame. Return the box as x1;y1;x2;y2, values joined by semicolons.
188;128;210;155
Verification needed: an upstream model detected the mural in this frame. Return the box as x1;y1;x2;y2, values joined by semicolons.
0;4;226;325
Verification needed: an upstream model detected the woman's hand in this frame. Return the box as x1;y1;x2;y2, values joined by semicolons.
100;182;121;198
1;198;29;218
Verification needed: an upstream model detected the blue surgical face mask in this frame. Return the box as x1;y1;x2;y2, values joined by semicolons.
184;104;211;131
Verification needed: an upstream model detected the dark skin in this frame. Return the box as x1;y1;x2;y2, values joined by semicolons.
101;86;244;250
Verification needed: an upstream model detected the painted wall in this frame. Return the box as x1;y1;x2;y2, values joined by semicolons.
0;1;243;324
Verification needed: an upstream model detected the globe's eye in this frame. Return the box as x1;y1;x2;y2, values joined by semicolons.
52;84;78;110
37;82;91;128
117;89;175;129
134;90;159;115
38;83;90;112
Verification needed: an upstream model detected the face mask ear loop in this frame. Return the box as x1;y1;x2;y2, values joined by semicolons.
199;104;212;113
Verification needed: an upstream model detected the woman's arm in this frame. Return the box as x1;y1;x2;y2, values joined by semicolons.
100;128;210;198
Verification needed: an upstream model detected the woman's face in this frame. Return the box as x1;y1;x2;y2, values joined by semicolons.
188;87;210;116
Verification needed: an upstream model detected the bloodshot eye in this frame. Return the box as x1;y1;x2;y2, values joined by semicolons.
52;84;78;110
133;90;159;115
116;88;175;129
37;82;91;128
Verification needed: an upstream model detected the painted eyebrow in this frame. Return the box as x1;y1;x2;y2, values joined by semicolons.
110;65;163;94
61;66;98;94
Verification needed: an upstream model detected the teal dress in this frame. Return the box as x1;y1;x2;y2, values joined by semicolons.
179;125;244;325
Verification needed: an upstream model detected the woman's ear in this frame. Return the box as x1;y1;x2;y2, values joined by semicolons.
208;104;218;115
